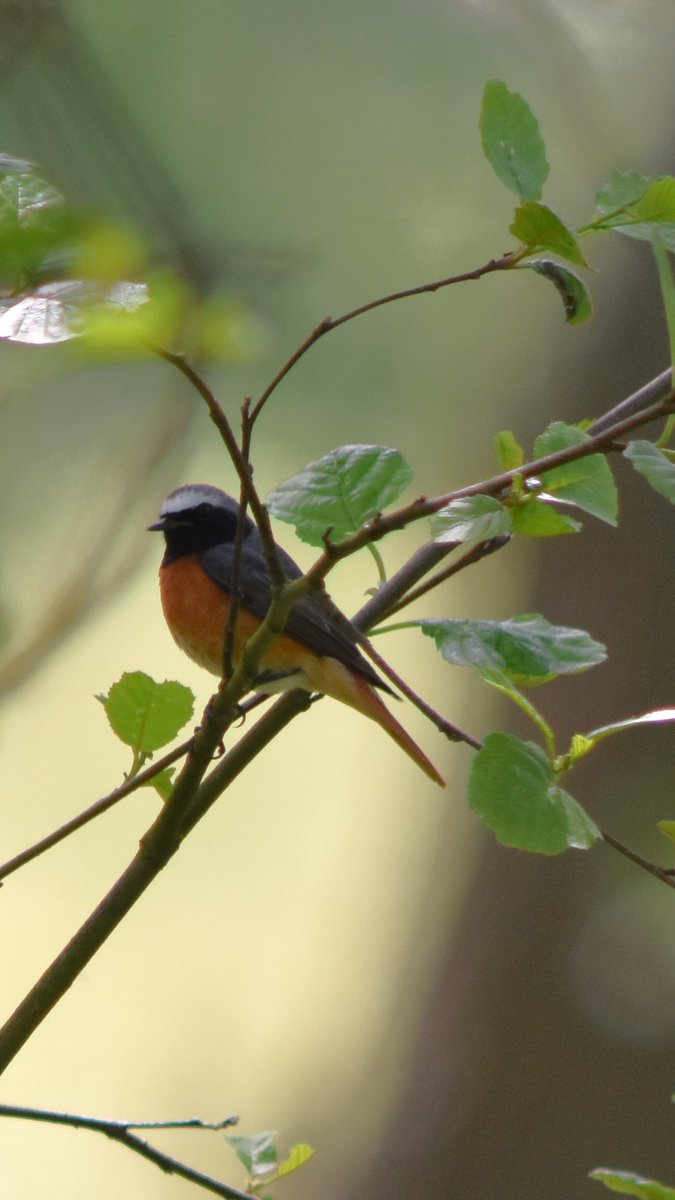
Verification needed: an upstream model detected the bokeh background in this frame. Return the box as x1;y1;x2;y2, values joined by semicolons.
0;2;674;1197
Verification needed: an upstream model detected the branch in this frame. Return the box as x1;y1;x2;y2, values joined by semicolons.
384;536;511;619
587;366;671;435
360;637;482;750
0;1104;250;1200
298;388;675;593
3;334;673;1080
0;569;328;1073
249;251;521;423
152;347;287;589
601;830;675;890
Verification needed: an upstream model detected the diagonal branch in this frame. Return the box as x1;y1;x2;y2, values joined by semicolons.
298;389;675;595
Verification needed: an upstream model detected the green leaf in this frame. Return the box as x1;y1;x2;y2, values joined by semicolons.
430;495;512;544
567;733;595;763
415;614;606;682
479;80;549;201
98;672;194;754
619;177;675;248
511;202;587;266
267;445;413;546
629;176;675;222
511;497;582;537
527;258;593;324
226;1132;278;1178
534;421;618;525
495;429;525;471
276;1144;316;1180
595;170;654;215
0;164;81;290
590;1168;675;1200
624;439;675;503
596;177;675;250
468;733;599;853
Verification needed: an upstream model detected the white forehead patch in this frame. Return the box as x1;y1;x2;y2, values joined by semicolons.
160;484;227;517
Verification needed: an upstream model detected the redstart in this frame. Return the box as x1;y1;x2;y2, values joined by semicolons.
150;483;444;785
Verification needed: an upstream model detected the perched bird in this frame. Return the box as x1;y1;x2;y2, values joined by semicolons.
150;483;444;785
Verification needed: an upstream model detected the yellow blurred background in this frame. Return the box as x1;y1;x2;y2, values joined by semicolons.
0;3;674;1198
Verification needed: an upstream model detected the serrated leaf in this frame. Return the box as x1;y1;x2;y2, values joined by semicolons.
415;614;606;682
590;1168;675;1200
267;445;413;546
276;1144;316;1180
479;80;549;201
595;171;654;215
569;733;594;762
98;671;194;754
511;497;582;537
624;439;675;503
226;1132;278;1178
468;733;599;854
431;495;512;544
495;429;524;471
511;202;587;266
527;258;592;324
534;422;618;525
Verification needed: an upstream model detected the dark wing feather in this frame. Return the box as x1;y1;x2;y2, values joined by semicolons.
199;530;393;693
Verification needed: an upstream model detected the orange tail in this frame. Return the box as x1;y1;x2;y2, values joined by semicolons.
354;678;446;787
302;654;446;786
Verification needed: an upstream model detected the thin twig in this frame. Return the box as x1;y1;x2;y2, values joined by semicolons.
249;252;520;424
385;536;511;618
0;1104;250;1200
361;637;482;749
601;830;675;889
153;347;287;590
587;367;671;434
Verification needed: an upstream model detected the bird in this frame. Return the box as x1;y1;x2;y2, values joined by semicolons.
149;483;445;785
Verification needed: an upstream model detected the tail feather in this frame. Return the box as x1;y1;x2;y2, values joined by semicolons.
357;681;446;787
303;653;446;786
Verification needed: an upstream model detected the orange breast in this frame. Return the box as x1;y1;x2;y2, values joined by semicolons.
159;555;317;682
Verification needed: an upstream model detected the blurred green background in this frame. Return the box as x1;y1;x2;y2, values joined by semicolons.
0;2;674;1198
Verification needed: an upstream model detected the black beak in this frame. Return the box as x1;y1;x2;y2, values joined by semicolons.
147;517;170;532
